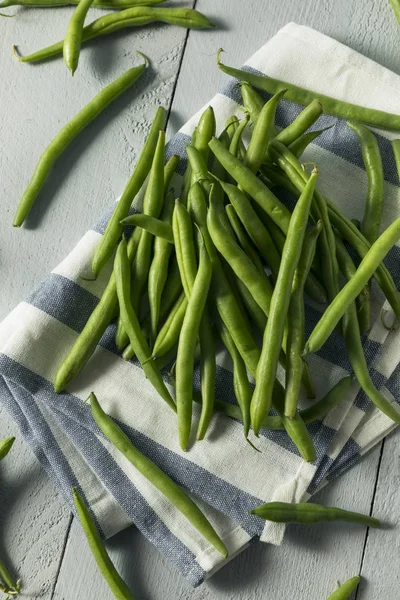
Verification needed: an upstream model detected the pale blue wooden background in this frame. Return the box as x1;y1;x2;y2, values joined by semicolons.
0;0;399;597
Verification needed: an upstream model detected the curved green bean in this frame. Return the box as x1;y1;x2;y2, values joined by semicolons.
13;62;145;227
14;8;215;63
251;168;318;436
238;81;264;124
209;137;291;233
250;501;380;527
151;292;187;359
335;236;400;424
326;576;361;600
89;393;228;556
121;213;173;242
54;226;141;392
217;50;400;131
176;235;212;450
0;437;15;461
228;114;249;159
63;0;95;76
306;216;400;355
1;0;165;6
285;222;321;418
225;204;264;274
274;100;323;148
73;487;135;600
92;106;166;278
191;106;215;182
114;238;176;411
288;125;334;159
299;376;352;423
148;191;175;339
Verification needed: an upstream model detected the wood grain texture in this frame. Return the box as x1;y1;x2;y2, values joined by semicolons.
1;0;400;598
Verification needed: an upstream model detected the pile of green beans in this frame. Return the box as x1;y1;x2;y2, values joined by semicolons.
56;75;400;465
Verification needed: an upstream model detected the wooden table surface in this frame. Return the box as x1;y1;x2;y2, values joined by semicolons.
1;0;400;598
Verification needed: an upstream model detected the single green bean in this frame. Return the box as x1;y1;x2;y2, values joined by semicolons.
0;560;20;597
228;114;249;159
239;81;264;124
114;238;176;411
250;501;380;527
115;130;166;350
288;125;334;159
54;227;141;392
274;100;323;148
335;236;400;424
299;376;352;423
225;204;264;274
191;106;215;181
63;0;95;76
218;319;252;439
148;191;175;339
392;139;400;182
121;213;173;242
180;127;197;207
285;222;322;418
244;89;286;172
151;292;187;359
210;122;232;182
305;216;400;355
193;390;243;422
185;145;213;196
251;168;318;436
326;576;361;600
190;183;260;376
0;437;15;461
89;393;228;556
15;8;215;63
176;235;212;450
217;50;400;131
91;106;166;278
1;0;165;6
73;487;134;600
219;180;281;279
163;154;180;194
13;62;145;227
209;137;291;233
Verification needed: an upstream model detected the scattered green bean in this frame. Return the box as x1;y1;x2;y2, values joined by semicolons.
250;501;380;527
89;393;228;556
63;0;95;76
251;168;317;436
0;437;15;461
326;576;361;600
299;376;353;423
73;487;135;600
13;62;146;227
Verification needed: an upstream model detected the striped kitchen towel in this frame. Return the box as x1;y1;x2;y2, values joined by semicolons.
1;22;400;586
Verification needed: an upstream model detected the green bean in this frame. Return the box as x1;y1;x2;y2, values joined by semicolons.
348;122;384;244
0;437;15;461
180;127;197;207
285;222;322;418
209;137;291;233
263;162;400;320
288;125;334;159
176;235;212;450
390;0;400;27
207;193;273;317
185;145;213;196
238;81;264;124
1;0;165;6
147;191;174;340
305;216;400;355
232;274;268;333
0;558;20;597
224;115;239;138
13;63;145;228
191;106;215;179
72;487;134;600
219;180;281;279
54;227;141;392
251;168;318;436
63;0;95;76
210;122;233;182
193;390;243;422
335;236;400;424
190;183;260;376
217;319;252;439
163;154;180;194
225;204;264;274
299;376;352;423
91;106;166;278
269;140;340;302
217;50;400;131
244;89;286;173
250;501;380;527
392;139;400;181
274;100;323;148
326;576;361;600
14;8;215;63
115;130;166;350
121;213;173;242
228;114;249;159
114;238;176;411
272;379;316;461
151;293;187;359
89;393;228;556
172;196;216;441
